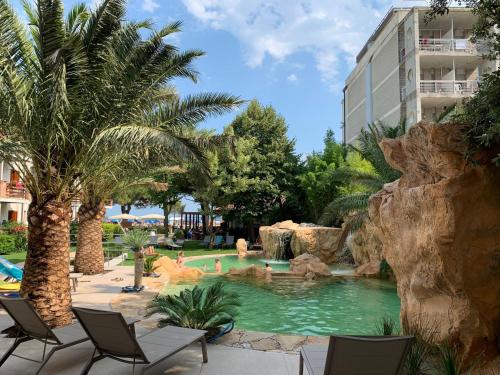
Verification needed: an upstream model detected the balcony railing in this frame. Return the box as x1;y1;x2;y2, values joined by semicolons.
420;80;479;94
0;180;30;200
418;38;477;54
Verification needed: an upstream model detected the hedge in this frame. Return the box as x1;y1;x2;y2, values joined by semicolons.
0;234;18;255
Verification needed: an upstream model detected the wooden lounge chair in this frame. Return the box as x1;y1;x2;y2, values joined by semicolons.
299;335;413;375
72;307;207;375
164;238;182;250
0;297;90;374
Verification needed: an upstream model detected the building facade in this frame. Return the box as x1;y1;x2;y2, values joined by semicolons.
0;161;30;224
342;7;499;144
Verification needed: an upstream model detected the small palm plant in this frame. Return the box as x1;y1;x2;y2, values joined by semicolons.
123;230;150;289
143;255;159;277
147;282;241;337
374;315;398;336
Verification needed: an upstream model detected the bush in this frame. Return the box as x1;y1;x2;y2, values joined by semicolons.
147;282;240;337
0;234;18;255
174;229;185;239
102;223;123;241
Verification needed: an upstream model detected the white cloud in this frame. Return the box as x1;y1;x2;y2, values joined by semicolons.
181;0;423;90
142;0;160;13
287;73;298;82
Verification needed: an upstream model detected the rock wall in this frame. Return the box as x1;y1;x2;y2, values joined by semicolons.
259;221;343;264
346;220;383;276
370;122;500;362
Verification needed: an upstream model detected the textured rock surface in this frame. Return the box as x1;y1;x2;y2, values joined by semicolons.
370;122;500;362
227;264;266;278
291;227;343;264
260;221;342;264
347;220;383;267
154;256;203;281
289;254;332;279
236;238;248;256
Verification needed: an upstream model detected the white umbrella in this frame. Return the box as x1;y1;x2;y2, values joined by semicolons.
109;213;140;220
139;214;165;220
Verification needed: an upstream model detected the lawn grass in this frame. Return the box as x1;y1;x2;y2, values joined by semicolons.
118;240;237;266
2;251;28;265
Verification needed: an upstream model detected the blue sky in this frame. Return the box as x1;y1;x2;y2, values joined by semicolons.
13;0;421;215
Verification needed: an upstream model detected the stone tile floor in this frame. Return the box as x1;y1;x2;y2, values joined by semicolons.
0;258;310;374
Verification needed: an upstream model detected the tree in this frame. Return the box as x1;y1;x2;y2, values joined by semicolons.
0;0;240;325
319;121;405;229
222;100;300;240
298;130;348;222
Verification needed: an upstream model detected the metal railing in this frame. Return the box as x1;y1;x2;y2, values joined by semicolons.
419;80;479;94
418;38;477;54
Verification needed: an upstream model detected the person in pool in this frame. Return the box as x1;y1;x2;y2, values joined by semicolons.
265;263;273;272
214;258;222;273
176;251;185;267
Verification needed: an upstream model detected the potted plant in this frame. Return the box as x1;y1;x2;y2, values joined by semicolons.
144;255;160;277
122;230;150;291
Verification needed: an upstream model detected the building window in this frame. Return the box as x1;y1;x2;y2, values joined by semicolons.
407;68;413;82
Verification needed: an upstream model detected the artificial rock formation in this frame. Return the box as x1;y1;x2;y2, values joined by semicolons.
370;122;500;362
259;221;343;264
236;238;248;257
289;254;332;280
153;256;203;281
227;264;267;278
346;221;384;277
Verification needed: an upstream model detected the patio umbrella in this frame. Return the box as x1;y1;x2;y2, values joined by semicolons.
139;214;165;220
109;213;140;220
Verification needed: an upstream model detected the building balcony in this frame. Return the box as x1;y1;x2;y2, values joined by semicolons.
418;38;477;54
419;80;478;95
0;181;30;200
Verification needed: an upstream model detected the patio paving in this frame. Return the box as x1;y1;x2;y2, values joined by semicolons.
0;257;307;374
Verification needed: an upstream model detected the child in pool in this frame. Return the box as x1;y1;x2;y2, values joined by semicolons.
265;263;273;272
215;258;222;273
176;251;185;267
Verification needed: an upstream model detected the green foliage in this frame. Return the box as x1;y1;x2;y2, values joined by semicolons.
436;343;466;375
456;72;500;165
174;229;185;239
401;315;439;375
101;223;123;241
298;130;348;222
144;255;159;275
147;282;241;336
0;233;17;254
373;316;398;336
122;230;150;252
319;121;405;228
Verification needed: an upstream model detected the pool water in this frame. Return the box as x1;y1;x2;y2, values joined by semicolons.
184;255;354;275
167;256;401;336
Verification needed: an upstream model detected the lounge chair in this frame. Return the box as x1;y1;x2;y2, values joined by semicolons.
299;335;413;375
202;235;211;248
214;235;224;249
164;238;182;250
72;307;207;375
0;297;90;374
224;235;235;249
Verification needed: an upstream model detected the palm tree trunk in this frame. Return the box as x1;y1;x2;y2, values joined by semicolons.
20;200;73;327
134;251;144;289
74;200;106;275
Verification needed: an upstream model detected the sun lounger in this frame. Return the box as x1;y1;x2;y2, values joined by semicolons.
214;235;224;249
202;235;211;247
164;238;182;250
0;297;90;374
224;236;235;249
72;307;207;374
299;335;413;375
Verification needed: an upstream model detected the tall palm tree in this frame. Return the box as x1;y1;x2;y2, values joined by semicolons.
319;121;406;229
0;0;241;326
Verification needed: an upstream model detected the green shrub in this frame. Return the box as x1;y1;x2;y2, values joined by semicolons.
102;223;123;241
147;282;240;337
0;234;18;255
174;229;185;239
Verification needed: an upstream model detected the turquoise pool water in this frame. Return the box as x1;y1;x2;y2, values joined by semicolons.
168;256;401;336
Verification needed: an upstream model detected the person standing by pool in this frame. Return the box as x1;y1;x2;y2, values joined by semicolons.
176;251;185;268
215;258;222;273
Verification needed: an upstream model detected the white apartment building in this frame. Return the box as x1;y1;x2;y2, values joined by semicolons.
342;7;499;144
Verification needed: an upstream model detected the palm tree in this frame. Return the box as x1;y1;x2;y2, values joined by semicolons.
122;229;150;290
319;121;406;229
0;0;241;326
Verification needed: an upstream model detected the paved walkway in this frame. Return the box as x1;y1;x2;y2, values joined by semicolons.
0;258;306;375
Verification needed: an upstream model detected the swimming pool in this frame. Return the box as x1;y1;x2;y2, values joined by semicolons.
167;256;401;336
